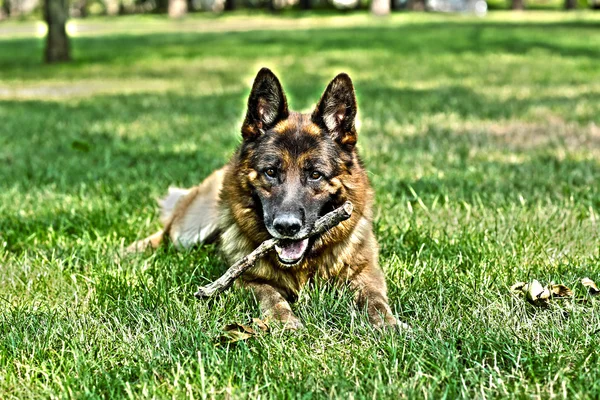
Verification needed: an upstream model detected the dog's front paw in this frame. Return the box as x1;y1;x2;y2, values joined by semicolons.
265;314;305;331
368;302;411;332
264;303;304;331
125;240;149;254
124;231;164;254
371;314;412;333
282;316;305;331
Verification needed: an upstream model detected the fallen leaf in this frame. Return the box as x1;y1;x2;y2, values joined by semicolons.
218;323;257;344
549;284;572;298
252;318;269;332
512;278;594;307
582;278;600;295
525;279;550;306
511;279;554;307
511;282;527;292
218;331;253;344
224;323;256;335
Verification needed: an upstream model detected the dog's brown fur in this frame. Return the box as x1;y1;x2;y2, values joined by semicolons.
129;69;400;330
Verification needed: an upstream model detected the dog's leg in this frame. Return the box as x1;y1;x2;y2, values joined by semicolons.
126;230;164;253
245;281;303;330
347;264;408;330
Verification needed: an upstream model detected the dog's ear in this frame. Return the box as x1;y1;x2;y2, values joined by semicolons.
311;73;357;150
241;68;289;141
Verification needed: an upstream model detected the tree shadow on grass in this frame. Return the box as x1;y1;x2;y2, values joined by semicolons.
0;90;244;190
368;108;600;205
1;21;599;80
360;84;600;123
2;83;599;192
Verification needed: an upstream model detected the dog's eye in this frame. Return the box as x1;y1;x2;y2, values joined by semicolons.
309;171;322;181
265;168;277;178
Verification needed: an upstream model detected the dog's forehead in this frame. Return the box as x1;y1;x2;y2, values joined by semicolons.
268;118;331;156
272;112;321;136
252;114;337;169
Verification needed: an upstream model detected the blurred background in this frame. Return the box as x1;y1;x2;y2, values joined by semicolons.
1;0;599;47
2;0;600;20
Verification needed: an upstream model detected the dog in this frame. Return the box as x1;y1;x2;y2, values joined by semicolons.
128;68;401;330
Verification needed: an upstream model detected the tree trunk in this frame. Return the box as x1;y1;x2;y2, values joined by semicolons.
299;0;311;10
564;0;576;9
155;0;169;13
511;0;524;10
2;0;10;18
105;0;119;15
44;0;70;63
77;0;88;17
406;0;425;10
169;0;187;17
224;0;235;10
371;0;390;15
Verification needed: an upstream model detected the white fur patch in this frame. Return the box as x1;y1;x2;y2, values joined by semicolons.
174;222;219;250
158;187;190;225
172;194;220;249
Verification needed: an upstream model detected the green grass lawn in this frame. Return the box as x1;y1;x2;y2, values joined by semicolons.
1;11;600;399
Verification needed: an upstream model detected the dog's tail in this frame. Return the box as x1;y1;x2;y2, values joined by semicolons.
126;168;225;253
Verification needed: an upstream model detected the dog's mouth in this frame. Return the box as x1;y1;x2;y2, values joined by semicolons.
274;238;309;267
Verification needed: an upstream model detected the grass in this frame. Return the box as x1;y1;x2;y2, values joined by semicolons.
1;10;600;399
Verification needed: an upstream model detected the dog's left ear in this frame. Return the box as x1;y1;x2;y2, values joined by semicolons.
311;73;358;150
242;68;289;141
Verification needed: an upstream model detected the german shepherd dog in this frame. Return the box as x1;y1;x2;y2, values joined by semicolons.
129;68;401;330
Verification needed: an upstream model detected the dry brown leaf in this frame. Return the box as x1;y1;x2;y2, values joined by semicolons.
525;279;550;306
511;279;557;307
252;318;269;332
549;284;573;298
512;278;592;307
219;323;257;344
511;282;527;292
224;323;256;335
219;330;253;344
582;278;600;295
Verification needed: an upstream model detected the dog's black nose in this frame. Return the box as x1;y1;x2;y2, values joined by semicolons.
273;215;302;237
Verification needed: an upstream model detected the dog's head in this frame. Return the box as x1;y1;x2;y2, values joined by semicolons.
240;68;359;267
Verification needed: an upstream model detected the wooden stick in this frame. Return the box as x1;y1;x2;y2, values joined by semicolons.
194;201;354;299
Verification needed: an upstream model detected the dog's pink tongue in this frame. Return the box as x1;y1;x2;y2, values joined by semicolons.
276;238;309;262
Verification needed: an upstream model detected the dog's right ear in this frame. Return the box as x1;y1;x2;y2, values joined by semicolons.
241;68;289;141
